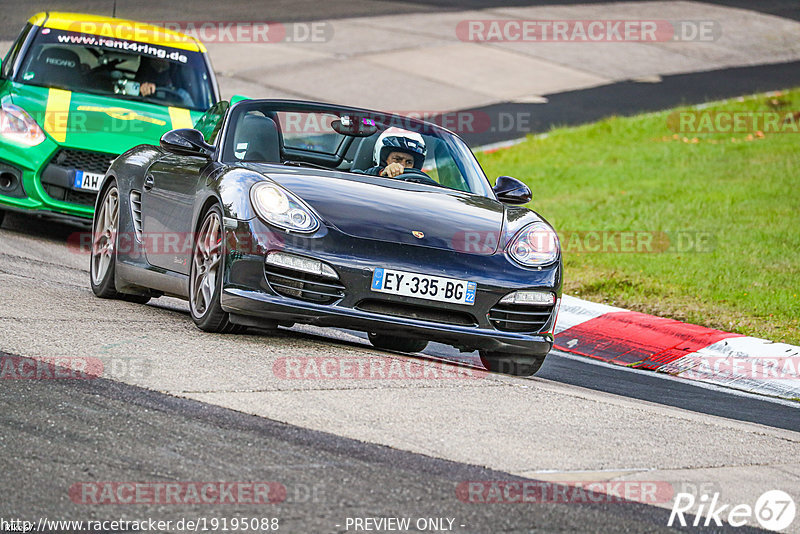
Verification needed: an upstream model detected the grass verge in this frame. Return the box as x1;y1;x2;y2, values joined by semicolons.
477;89;800;344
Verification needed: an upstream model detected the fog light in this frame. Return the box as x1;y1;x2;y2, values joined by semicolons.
499;290;556;306
0;172;14;190
266;251;338;279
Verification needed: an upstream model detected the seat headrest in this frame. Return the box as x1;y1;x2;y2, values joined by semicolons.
351;131;380;171
233;114;281;163
38;48;81;70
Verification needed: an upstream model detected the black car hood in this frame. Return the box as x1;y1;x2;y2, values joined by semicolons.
254;168;505;255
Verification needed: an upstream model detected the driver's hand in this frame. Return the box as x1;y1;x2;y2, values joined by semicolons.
139;82;156;97
380;162;405;178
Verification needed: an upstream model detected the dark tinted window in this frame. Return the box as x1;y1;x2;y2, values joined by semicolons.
16;27;215;110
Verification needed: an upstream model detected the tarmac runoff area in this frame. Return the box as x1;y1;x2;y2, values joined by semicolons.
0;214;797;529
1;1;799;530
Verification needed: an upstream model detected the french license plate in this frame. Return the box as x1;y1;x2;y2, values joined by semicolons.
371;268;476;306
73;171;104;192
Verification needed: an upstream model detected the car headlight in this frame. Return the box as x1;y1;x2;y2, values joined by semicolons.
0;102;46;146
506;222;560;267
250;181;320;233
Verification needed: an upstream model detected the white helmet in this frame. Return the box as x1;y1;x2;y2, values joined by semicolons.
373;128;427;169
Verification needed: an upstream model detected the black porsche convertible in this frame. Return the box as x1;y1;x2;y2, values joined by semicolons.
89;99;562;375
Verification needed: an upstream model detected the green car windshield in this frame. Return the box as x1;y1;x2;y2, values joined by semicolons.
15;27;215;111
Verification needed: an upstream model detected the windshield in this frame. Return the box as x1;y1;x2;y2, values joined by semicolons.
15;27;216;111
222;102;494;198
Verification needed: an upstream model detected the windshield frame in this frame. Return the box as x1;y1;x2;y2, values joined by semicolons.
217;99;496;199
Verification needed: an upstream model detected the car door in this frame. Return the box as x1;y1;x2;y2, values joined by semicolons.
141;154;208;275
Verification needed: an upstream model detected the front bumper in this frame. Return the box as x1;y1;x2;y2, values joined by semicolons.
220;219;561;356
0;140;114;221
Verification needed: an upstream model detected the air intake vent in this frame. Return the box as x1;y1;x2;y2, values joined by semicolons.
130;191;143;240
265;265;345;304
489;303;555;333
355;300;477;326
50;149;117;174
41;184;97;206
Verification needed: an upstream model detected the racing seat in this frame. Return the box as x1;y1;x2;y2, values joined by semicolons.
35;47;82;87
350;132;380;171
232;114;282;163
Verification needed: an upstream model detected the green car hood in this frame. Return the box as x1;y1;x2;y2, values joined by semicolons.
9;82;199;154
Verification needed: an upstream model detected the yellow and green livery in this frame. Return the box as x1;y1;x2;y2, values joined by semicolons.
0;12;219;224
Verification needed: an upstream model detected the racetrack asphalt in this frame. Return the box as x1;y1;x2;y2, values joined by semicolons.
2;0;800;39
0;211;797;532
4;364;766;533
1;1;800;531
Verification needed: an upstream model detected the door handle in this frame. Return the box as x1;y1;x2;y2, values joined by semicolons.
143;175;155;191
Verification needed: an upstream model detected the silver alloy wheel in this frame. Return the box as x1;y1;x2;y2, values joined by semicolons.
91;186;119;286
190;211;223;318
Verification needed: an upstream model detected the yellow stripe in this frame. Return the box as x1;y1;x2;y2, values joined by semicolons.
168;107;194;130
28;12;47;26
43;88;72;143
36;12;204;52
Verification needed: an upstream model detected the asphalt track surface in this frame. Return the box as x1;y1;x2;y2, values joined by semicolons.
3;366;759;534
455;60;800;146
1;1;799;532
0;210;795;533
2;0;800;39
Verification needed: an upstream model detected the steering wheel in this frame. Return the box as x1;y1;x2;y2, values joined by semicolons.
400;167;440;187
153;87;187;102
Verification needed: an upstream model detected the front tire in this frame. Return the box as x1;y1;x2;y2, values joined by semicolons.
480;351;546;376
90;183;122;299
90;183;150;304
0;209;5;228
189;205;237;333
368;332;428;353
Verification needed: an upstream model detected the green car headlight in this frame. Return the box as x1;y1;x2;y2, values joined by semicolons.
0;102;46;146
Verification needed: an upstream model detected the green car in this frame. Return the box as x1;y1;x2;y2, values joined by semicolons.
0;12;220;226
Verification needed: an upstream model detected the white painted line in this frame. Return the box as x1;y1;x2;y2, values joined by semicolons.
550;349;800;409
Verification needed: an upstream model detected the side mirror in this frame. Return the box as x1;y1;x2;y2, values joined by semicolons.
493;176;532;205
160;128;214;158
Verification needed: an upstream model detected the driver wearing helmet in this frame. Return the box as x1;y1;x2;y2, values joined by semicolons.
361;128;427;178
135;57;193;107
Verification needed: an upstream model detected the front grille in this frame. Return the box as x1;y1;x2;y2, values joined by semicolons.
489;303;555;333
50;149;116;174
39;149;119;208
42;184;97;207
265;265;345;304
356;299;477;326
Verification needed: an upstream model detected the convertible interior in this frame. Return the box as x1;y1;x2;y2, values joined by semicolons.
225;109;472;192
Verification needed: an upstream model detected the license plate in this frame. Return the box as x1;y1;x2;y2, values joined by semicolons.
371;268;476;306
73;171;104;192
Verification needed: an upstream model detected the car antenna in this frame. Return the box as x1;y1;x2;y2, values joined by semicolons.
112;0;117;18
